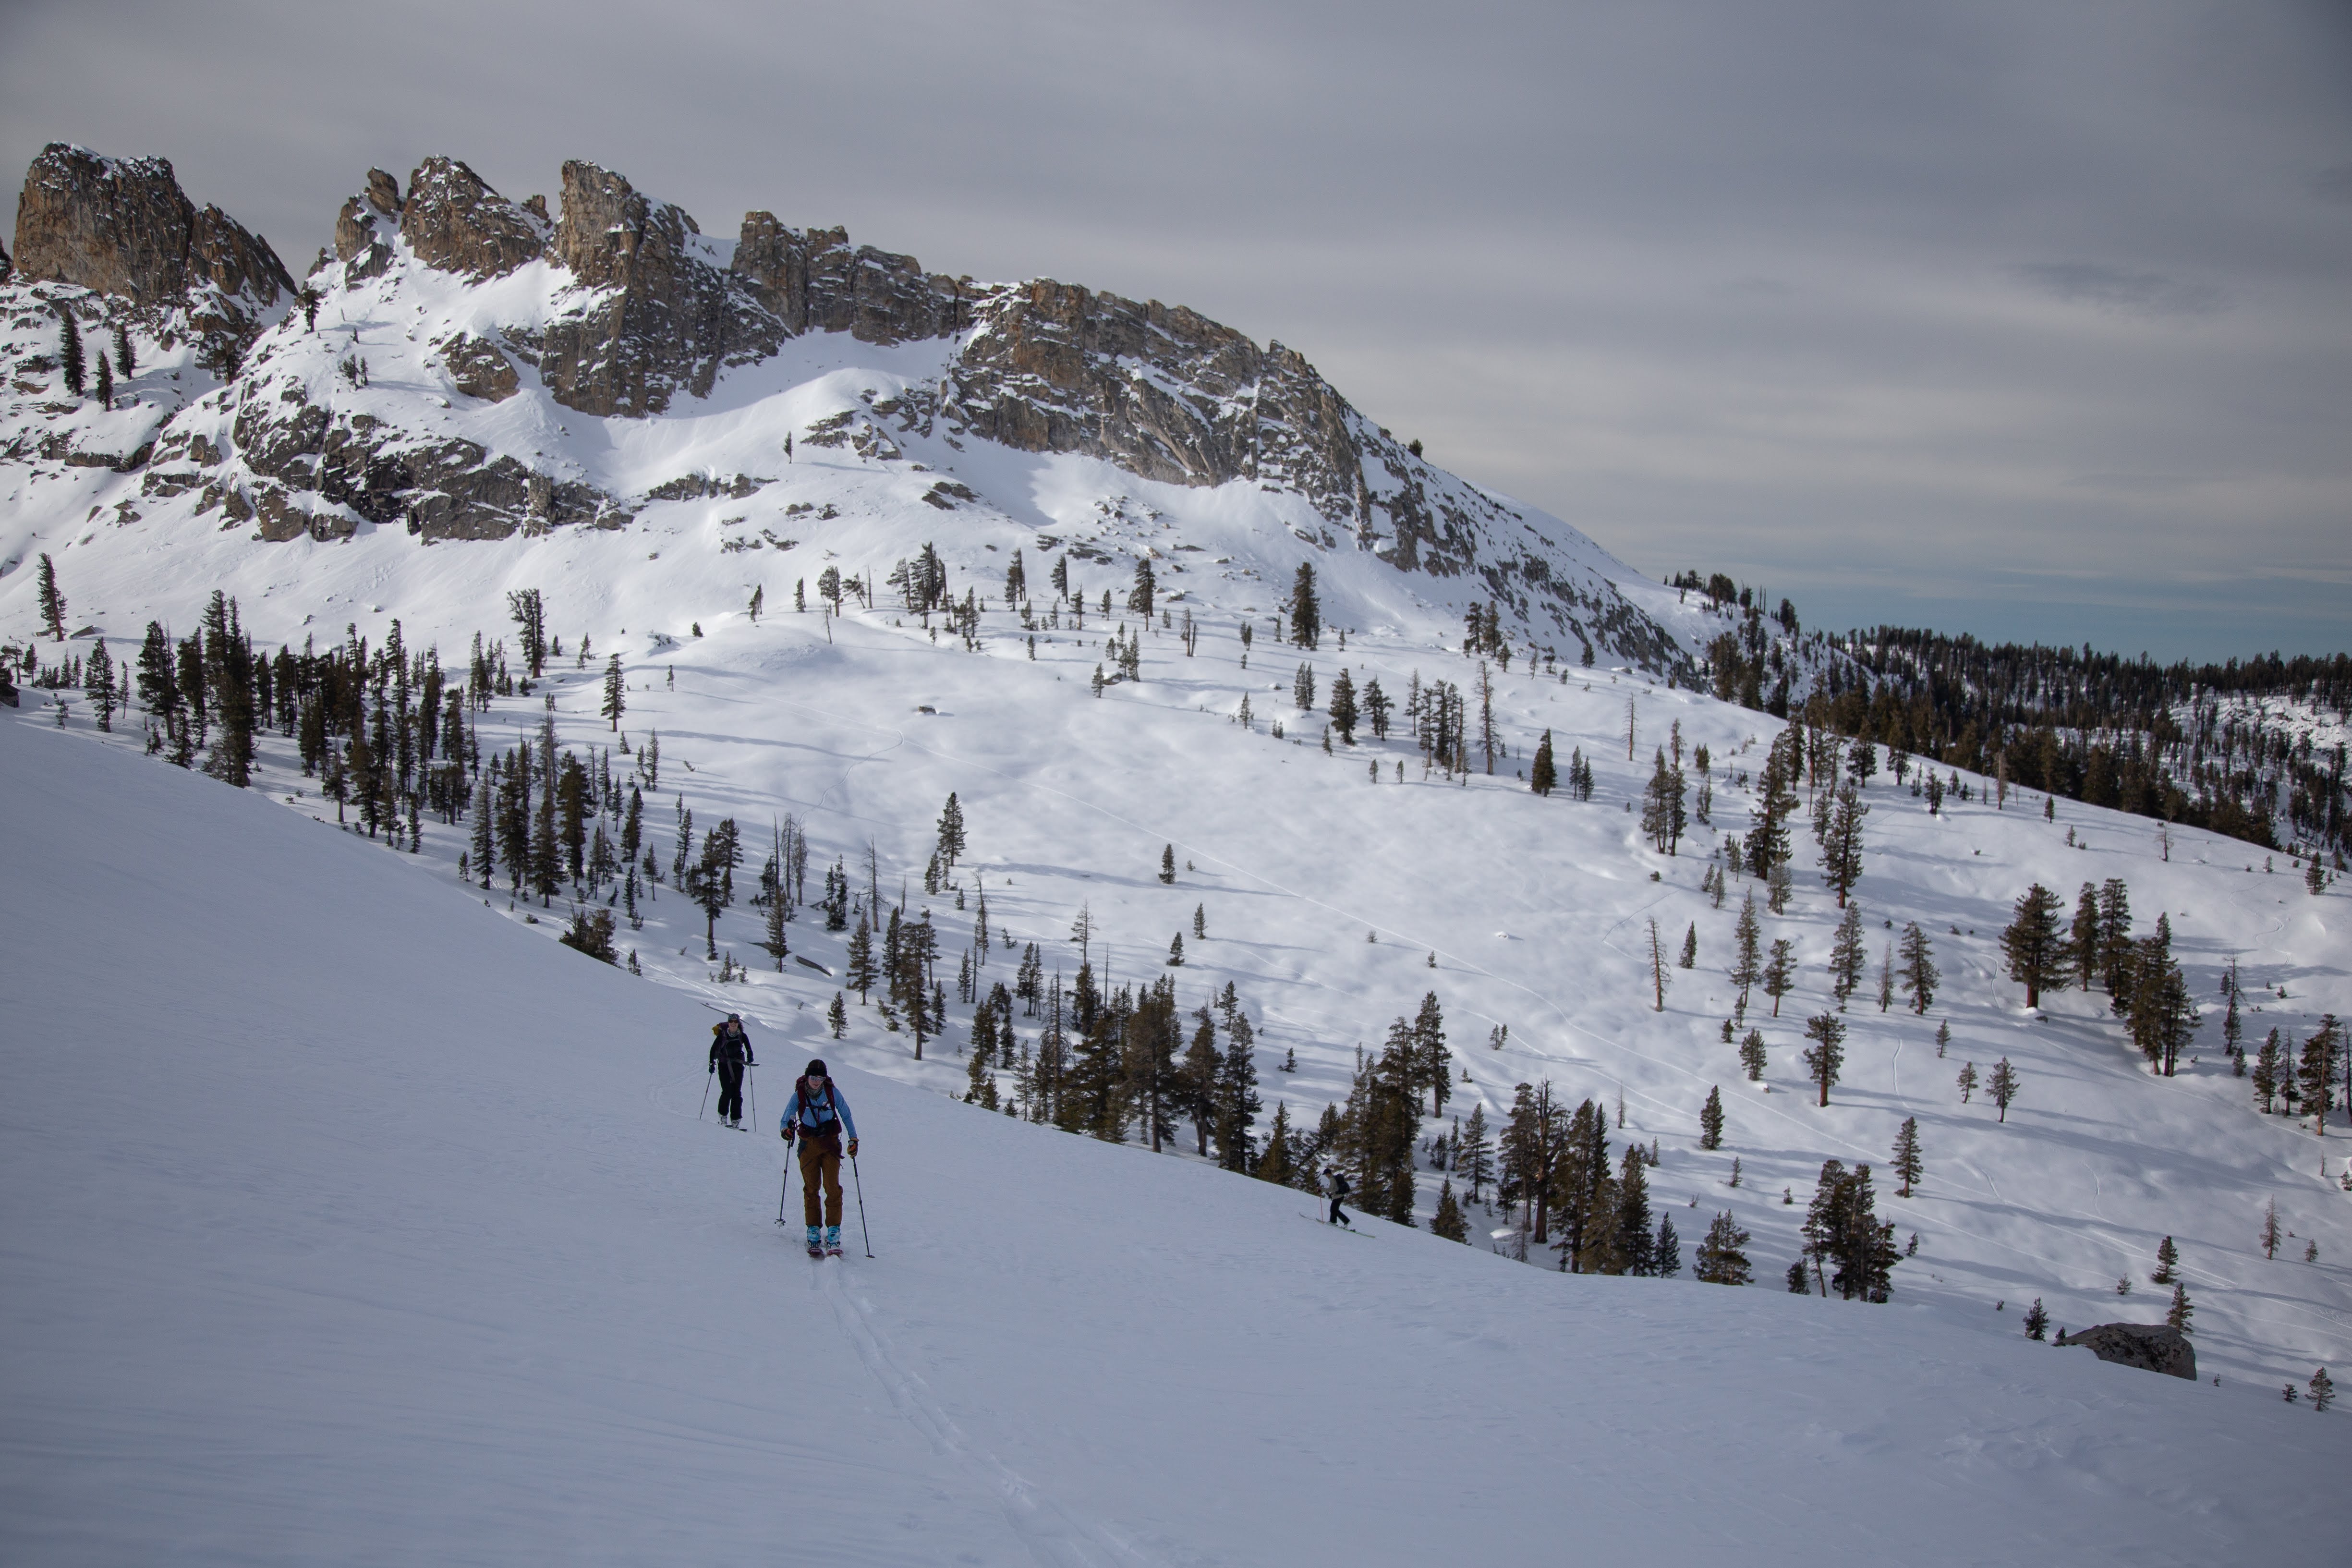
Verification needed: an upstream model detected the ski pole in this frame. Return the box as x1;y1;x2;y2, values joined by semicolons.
776;1143;792;1226
746;1064;758;1131
699;1067;712;1120
850;1152;873;1258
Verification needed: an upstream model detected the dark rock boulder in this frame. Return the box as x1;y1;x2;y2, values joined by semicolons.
539;160;782;417
2056;1323;2195;1380
434;333;520;402
400;157;544;280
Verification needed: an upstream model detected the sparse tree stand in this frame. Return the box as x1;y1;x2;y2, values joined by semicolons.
36;553;66;641
1802;1013;1846;1106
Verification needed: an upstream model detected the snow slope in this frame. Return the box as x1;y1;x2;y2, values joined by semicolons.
2;716;2345;1567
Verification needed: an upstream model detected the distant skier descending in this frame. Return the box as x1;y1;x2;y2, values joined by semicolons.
709;1013;756;1129
781;1059;859;1257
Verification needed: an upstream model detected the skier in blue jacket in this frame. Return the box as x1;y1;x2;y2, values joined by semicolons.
781;1059;859;1257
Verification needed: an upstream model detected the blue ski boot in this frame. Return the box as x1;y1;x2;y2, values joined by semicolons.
804;1224;824;1259
825;1225;843;1257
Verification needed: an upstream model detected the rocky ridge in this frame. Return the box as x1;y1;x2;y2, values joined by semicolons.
6;143;1692;673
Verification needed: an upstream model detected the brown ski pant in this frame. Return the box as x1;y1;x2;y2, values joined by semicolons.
798;1136;844;1227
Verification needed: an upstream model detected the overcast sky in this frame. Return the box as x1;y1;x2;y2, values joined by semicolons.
5;0;2347;661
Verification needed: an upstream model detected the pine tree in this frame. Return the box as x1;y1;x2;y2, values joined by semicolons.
1956;1061;1979;1103
1699;1084;1724;1150
846;918;876;1003
2262;1197;2281;1259
2254;1027;2283;1112
1648;918;1669;1011
1458;1101;1494;1203
2069;882;2101;990
601;654;625;730
1614;1144;1656;1275
2151;1235;2179;1285
1827;902;1867;1009
58;308;85;396
1988;1057;2020;1122
1653;1213;1682;1277
1159;844;1176;884
1431;1178;1469;1242
1255;1101;1297;1189
1762;938;1796;1018
2023;1298;2049;1340
1292;661;1315;712
1739;1029;1767;1081
2166;1281;2194;1334
2311;1366;2336;1412
1898;922;1939;1014
1934;1019;1950;1057
1328;667;1358;742
827;991;848;1038
82;637;115;730
1877;940;1895;1012
1801;1013;1846;1106
1679;923;1697;969
1730;892;1763;1019
1891;1117;1922;1196
1695;1212;1752;1285
112;319;135;377
1819;784;1867;906
1530;729;1556;795
1288;562;1320;649
36;554;66;641
93;352;112;411
936;792;967;868
1999;883;2070;1008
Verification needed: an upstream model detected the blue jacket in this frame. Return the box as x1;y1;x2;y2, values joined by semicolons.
781;1078;856;1141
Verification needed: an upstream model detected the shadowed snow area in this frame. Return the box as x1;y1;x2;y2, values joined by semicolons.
1;719;2343;1565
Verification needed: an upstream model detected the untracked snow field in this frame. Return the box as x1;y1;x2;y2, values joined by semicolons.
2;682;2348;1565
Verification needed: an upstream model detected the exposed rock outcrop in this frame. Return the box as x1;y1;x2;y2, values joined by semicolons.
12;144;292;340
400;157;545;280
538;161;781;417
330;170;400;285
2055;1323;2195;1380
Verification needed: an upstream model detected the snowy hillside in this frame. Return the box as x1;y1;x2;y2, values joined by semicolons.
4;716;2347;1567
5;142;2352;1543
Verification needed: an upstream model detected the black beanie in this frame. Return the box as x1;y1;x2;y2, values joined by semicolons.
804;1058;827;1079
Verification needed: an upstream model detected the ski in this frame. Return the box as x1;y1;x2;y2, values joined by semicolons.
1300;1212;1370;1234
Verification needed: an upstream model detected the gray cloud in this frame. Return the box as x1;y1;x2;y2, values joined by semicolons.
1;0;2346;660
2010;262;2226;319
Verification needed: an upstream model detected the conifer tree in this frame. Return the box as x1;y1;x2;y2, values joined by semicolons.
2151;1235;2178;1285
82;637;115;730
1999;883;2070;1008
1891;1116;1922;1196
1695;1212;1752;1285
112;319;135;377
1255;1101;1297;1189
846;917;876;1002
1819;783;1867;905
1739;1029;1767;1081
1956;1061;1978;1103
1530;729;1556;795
2023;1298;2049;1340
1458;1102;1494;1203
58;308;85;396
1679;923;1697;969
1328;667;1358;742
1934;1019;1950;1057
1827;902;1867;1009
1614;1144;1656;1275
1763;938;1796;1018
1431;1178;1469;1242
1801;1013;1846;1106
1897;922;1939;1013
36;554;66;641
1653;1212;1682;1276
600;654;624;729
1988;1057;2020;1122
93;352;111;411
1699;1085;1724;1150
2310;1366;2334;1412
1730;893;1763;1019
1648;918;1669;1011
936;792;967;868
2262;1197;2281;1259
1292;661;1315;712
1288;562;1320;649
2254;1027;2283;1112
1877;940;1895;1012
1159;844;1176;884
2166;1281;2194;1334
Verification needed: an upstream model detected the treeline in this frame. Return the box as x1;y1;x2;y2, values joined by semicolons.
1670;570;2350;857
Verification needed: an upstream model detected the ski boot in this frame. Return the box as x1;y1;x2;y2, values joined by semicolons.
805;1225;824;1259
825;1225;843;1258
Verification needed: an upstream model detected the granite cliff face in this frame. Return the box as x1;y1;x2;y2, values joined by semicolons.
0;143;1693;671
11;144;292;347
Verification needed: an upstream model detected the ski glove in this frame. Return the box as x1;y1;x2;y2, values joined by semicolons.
847;1138;859;1159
